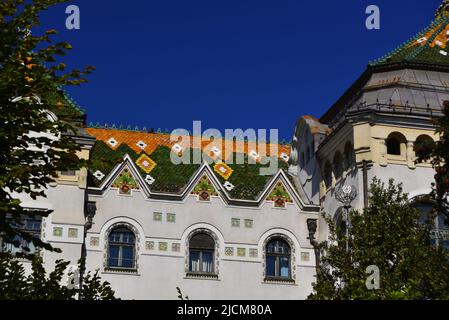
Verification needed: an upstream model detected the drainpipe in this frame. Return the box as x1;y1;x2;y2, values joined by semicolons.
79;199;96;300
362;160;369;208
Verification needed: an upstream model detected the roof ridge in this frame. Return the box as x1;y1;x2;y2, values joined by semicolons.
86;126;292;146
368;18;440;66
404;15;449;62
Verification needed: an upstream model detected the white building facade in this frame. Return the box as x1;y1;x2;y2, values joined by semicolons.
6;0;449;300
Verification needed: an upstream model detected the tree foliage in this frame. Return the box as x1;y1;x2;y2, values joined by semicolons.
0;1;117;300
309;179;449;300
414;101;449;222
0;253;116;300
0;0;94;251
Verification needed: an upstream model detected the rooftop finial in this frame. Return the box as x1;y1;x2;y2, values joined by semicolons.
436;0;449;19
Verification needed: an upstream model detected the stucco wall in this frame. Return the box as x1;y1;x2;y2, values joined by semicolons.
84;188;318;300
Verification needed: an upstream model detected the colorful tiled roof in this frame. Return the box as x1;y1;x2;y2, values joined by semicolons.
302;115;331;135
86;127;292;201
370;1;449;68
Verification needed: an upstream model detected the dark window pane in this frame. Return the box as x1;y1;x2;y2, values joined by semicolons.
122;233;135;243
109;245;119;260
122;246;134;261
266;256;276;277
387;138;401;155
121;258;134;268
266;239;290;254
108;258;119;268
190;233;214;250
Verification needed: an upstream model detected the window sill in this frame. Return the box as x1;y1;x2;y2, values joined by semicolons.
263;277;296;285
185;272;219;281
103;268;139;276
387;155;406;163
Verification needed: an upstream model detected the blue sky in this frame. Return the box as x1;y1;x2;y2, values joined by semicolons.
39;0;442;141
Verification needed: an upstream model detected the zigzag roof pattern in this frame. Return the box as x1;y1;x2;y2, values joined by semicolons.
86;127;294;202
370;1;449;68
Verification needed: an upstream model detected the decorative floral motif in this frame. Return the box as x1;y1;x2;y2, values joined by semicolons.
167;213;176;223
107;137;118;148
249;150;259;161
53;227;63;237
237;248;246;257
136;140;147;150
153;212;162;222
301;252;310;262
192;175;218;201
225;247;234;256
223;181;235;192
159;242;168;251
231;218;240;228
249;248;258;258
172;144;182;154
68;228;78;238
267;181;293;208
214;162;233;180
146;241;155;251
211;146;221;157
112;167;140;195
93;170;105;181
417;36;427;44
90;237;100;247
145;175;155;186
136;154;157;174
172;243;181;252
280;153;290;163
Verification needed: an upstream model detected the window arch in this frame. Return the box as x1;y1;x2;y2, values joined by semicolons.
188;232;216;275
265;238;292;280
414;135;435;160
386;132;407;156
333;152;343;179
323;161;333;189
344;142;354;170
107;226;136;270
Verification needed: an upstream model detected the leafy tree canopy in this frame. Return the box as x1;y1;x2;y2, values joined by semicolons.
0;0;94;251
309;178;449;300
0;253;116;300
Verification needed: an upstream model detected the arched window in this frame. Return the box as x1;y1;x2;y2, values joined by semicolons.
323;161;333;189
344;142;354;170
386;132;406;156
189;232;215;274
266;239;291;279
333;152;343;179
415;201;449;250
414;135;435;160
107;227;136;269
